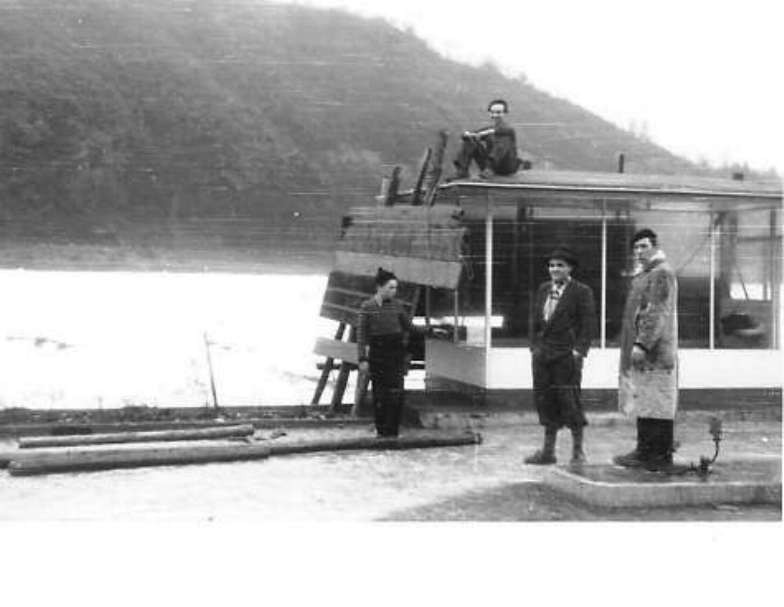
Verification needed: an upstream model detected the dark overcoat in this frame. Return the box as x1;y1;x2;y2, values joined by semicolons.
531;279;596;361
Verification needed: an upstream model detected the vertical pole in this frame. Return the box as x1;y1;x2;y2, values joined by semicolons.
485;195;493;367
709;213;716;350
425;286;431;331
763;209;772;301
453;288;459;343
771;209;780;349
600;200;608;349
527;207;535;343
203;332;220;411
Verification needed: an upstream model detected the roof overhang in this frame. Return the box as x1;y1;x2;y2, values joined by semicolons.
438;170;782;213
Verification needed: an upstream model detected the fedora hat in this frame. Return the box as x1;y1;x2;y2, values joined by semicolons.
547;246;578;268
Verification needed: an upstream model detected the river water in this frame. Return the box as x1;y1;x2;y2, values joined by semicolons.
0;268;379;409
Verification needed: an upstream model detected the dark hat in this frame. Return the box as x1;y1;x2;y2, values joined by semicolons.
631;228;658;248
374;267;397;286
547;246;578;268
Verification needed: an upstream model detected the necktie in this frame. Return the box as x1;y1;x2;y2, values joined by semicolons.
543;287;561;321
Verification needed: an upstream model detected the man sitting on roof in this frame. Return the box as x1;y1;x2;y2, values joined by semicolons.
449;98;522;180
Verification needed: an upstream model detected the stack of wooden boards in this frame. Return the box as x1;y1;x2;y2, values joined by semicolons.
313;205;467;408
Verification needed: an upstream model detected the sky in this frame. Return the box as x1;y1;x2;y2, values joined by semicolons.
290;0;782;174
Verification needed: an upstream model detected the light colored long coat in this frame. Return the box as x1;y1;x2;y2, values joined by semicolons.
618;253;679;419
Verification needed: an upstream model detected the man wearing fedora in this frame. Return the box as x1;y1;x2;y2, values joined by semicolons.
525;246;596;465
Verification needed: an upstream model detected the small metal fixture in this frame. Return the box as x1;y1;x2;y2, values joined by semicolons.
696;417;723;477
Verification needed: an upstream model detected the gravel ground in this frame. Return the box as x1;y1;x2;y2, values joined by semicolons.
0;414;780;521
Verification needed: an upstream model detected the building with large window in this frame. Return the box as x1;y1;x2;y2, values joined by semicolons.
317;169;782;409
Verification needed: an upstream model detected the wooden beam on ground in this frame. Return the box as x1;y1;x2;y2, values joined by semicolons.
17;424;255;449
267;431;481;456
8;443;272;476
6;431;483;476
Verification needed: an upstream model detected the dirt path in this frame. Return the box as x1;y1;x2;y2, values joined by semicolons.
0;415;779;521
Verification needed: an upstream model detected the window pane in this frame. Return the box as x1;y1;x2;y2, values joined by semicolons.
718;208;780;349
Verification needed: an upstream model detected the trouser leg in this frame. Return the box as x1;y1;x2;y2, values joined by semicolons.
646;419;674;466
532;355;554;427
453;137;489;176
551;354;587;428
370;371;385;435
525;425;558;465
371;369;404;437
613;417;650;468
570;424;585;463
385;372;405;437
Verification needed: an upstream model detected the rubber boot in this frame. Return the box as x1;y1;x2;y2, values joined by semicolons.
525;427;557;465
613;418;649;468
570;425;586;465
643;419;680;472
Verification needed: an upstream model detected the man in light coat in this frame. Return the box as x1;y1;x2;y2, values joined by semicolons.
613;229;679;471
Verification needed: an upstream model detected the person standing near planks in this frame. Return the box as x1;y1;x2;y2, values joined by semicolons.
357;268;413;438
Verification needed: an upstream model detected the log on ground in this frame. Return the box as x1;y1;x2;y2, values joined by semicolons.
6;431;482;476
8;443;271;476
267;431;482;456
17;424;255;449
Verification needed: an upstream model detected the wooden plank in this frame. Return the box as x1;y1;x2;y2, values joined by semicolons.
267;432;482;456
423;130;449;206
384;166;402;206
326;286;375;298
331;326;357;410
320;270;424;324
311;322;346;405
17;424;255;449
320;302;361;325
347;204;464;225
334;251;462;289
7;432;483;476
411;147;433;205
0;416;373;442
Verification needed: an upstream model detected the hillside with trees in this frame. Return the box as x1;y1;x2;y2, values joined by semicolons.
0;0;749;267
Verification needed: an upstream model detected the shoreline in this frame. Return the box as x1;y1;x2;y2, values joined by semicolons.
0;243;334;275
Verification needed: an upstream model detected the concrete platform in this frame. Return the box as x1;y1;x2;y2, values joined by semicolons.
544;457;782;508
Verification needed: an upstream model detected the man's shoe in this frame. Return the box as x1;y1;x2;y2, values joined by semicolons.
524;450;556;465
613;450;645;468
